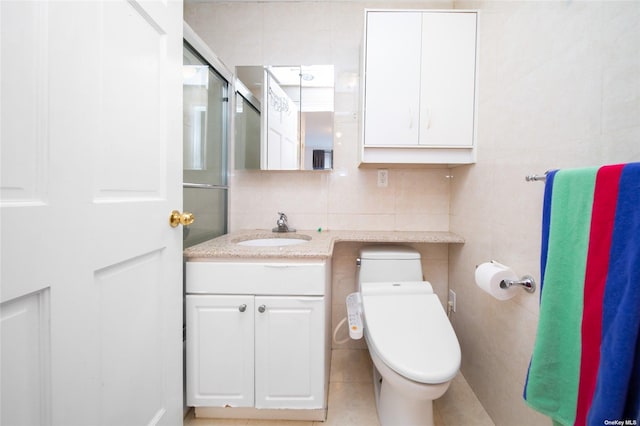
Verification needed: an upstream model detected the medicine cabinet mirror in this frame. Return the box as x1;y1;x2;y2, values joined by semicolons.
234;65;334;171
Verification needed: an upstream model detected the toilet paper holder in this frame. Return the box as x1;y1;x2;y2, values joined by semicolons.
499;275;536;293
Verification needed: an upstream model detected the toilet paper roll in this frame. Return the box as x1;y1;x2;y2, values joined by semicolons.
475;261;519;301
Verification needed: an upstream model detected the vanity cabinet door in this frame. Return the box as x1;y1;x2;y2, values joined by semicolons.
186;295;255;407
254;296;325;409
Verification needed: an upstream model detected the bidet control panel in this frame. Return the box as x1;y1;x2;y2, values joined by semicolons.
346;292;364;340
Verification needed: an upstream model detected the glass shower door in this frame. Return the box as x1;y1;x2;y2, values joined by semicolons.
182;44;228;248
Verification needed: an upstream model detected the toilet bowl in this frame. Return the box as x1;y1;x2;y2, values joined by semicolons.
357;246;461;426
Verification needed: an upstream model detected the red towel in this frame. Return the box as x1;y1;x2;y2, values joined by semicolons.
575;164;623;425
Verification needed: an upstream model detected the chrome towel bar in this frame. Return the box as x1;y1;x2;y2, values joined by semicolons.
525;174;547;182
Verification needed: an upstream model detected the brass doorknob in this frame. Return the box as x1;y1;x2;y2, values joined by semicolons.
169;210;195;228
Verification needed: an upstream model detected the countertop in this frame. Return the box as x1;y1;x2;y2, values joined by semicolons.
183;229;465;260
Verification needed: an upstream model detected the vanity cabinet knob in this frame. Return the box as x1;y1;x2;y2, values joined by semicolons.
238;304;247;313
258;305;266;313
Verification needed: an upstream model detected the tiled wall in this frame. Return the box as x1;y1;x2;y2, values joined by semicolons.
185;1;640;425
184;0;457;372
449;1;640;425
184;0;454;232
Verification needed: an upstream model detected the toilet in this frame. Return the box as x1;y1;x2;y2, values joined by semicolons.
357;246;461;426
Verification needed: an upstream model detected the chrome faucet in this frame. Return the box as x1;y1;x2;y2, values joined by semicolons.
272;212;295;233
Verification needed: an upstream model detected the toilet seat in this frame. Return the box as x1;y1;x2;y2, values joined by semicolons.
361;281;461;384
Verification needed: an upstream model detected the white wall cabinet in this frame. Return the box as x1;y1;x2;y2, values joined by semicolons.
361;10;478;165
185;260;330;420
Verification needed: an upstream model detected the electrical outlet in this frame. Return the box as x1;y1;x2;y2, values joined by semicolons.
377;169;388;187
448;289;457;313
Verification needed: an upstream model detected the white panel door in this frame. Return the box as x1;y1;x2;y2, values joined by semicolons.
0;1;183;425
264;71;299;169
279;93;299;170
254;296;324;409
420;12;477;147
363;11;422;147
186;295;255;407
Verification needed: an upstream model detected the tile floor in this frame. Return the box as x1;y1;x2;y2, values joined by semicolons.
184;349;495;426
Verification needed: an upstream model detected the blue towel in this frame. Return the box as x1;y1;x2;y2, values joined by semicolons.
524;169;557;401
540;170;558;294
588;162;640;424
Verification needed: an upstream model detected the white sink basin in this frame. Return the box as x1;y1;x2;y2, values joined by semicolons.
237;237;310;247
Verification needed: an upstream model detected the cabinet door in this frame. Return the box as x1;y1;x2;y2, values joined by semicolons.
186;295;255;407
419;12;477;147
254;296;325;409
364;11;422;147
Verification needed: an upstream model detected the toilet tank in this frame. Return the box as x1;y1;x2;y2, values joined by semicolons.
357;246;423;283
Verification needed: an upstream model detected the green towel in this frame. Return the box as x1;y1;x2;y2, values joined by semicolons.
525;167;597;425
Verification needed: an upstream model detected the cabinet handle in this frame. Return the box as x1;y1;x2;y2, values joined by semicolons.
258;305;266;313
238;304;247;313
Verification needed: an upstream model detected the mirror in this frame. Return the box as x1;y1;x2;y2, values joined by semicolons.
234;65;334;171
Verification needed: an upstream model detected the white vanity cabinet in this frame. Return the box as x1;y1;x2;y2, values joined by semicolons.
254;296;325;409
186;294;255;407
361;9;478;165
185;260;330;420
